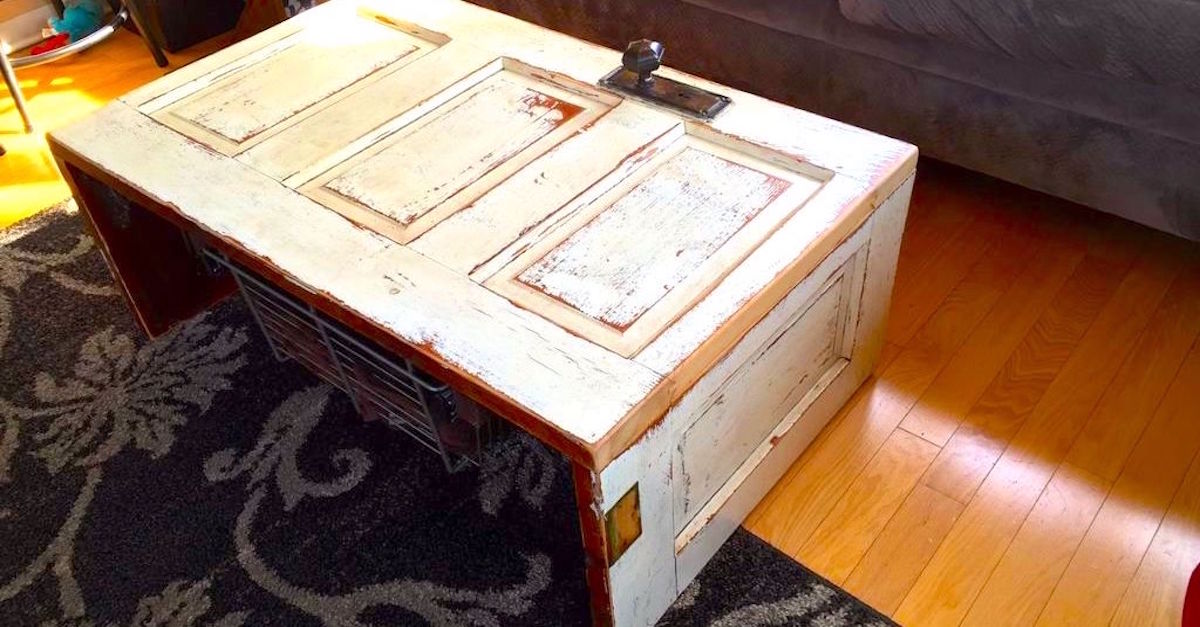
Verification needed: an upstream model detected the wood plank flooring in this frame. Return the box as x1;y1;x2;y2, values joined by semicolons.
747;161;1200;626
4;27;1199;626
1;29;227;227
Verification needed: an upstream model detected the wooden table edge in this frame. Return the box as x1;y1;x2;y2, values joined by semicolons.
48;134;610;469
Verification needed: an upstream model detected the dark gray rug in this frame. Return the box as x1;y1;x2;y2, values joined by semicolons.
0;204;895;626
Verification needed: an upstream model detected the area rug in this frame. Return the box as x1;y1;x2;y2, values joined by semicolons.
0;202;895;626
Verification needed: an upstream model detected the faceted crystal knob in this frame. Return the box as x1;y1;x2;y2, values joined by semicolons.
622;39;664;85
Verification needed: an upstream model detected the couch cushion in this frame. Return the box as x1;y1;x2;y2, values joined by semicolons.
838;0;1200;94
680;0;1200;147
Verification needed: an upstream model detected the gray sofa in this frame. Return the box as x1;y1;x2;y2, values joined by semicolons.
468;0;1200;240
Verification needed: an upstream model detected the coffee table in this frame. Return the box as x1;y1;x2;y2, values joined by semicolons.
48;1;916;624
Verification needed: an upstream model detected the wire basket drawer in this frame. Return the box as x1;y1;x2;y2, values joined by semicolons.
203;250;497;471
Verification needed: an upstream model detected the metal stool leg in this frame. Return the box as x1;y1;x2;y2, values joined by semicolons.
121;0;169;68
0;44;34;133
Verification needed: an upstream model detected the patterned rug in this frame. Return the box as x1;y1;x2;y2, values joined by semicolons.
0;202;895;626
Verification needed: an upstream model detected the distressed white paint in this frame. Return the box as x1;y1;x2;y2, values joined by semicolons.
519;148;788;329
150;10;440;156
849;176;915;381
635;174;865;376
279;52;508;187
674;179;911;592
123;19;309;109
328;76;569;221
596;185;910;626
284;59;617;245
61;4;919;622
463;120;686;281
412;102;681;274
174;23;416;141
673;271;848;532
484;134;825;358
347;0;915;188
656;223;867;577
596;182;912;625
600;420;677;627
53;103;668;450
68;0;916;466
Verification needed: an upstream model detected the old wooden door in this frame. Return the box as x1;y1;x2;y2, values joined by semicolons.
128;5;831;359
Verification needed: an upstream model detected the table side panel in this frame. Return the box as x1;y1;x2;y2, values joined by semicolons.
596;194;889;626
56;162;237;338
599;420;677;627
673;263;855;535
674;174;914;592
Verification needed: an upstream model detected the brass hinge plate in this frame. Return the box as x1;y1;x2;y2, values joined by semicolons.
604;483;642;566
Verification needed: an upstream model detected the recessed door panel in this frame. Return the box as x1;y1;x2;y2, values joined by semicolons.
409;102;683;276
299;59;615;244
673;269;851;534
321;75;583;228
518;147;790;331
483;129;828;357
149;12;444;154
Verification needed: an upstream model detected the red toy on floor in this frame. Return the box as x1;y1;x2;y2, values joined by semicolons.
30;33;70;55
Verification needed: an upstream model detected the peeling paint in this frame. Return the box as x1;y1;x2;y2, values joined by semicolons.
517;148;791;331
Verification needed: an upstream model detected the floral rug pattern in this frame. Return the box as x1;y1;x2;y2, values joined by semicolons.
0;204;893;626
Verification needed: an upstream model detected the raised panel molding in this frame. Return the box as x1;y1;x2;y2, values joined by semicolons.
147;11;445;155
673;264;855;534
484;131;828;357
300;58;615;244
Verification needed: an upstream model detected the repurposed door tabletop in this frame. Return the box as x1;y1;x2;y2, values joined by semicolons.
48;1;917;624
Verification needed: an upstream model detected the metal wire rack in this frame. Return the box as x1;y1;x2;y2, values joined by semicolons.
202;249;497;472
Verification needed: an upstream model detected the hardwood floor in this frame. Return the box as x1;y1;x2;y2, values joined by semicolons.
4;27;1199;626
747;161;1200;626
1;29;228;228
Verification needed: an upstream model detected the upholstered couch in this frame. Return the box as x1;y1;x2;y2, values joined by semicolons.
468;0;1200;240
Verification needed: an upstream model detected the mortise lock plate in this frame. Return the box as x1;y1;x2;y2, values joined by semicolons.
600;39;731;120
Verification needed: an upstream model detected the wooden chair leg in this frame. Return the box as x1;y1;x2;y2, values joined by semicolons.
122;0;169;68
0;45;34;133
